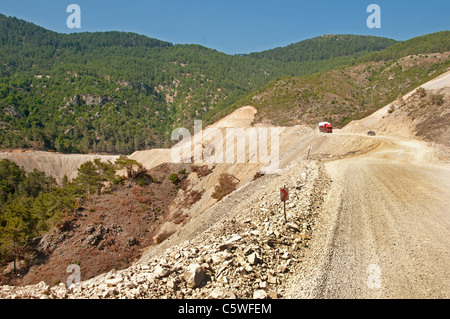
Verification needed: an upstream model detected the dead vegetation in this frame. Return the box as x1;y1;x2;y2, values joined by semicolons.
191;164;213;178
0;161;204;287
211;173;239;201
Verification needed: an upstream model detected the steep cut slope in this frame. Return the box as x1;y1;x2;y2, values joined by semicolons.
343;69;450;149
0;151;119;183
245;52;450;128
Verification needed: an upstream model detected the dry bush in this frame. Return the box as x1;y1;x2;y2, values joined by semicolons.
388;104;396;114
178;189;205;209
56;216;76;232
191;165;213;178
172;211;188;225
393;93;406;110
133;167;156;186
132;187;153;205
253;171;264;180
153;230;174;244
429;93;444;106
211;173;239;201
415;87;427;98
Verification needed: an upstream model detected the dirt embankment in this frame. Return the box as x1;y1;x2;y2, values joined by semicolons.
343;69;450;158
0;151;119;184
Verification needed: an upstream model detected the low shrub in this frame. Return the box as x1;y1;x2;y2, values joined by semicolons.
211;173;239;201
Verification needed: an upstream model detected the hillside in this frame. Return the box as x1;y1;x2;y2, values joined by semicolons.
245;51;450;128
343;69;450;149
0;105;380;290
247;34;397;65
241;31;450;129
0;14;398;154
0;161;190;287
0;62;449;298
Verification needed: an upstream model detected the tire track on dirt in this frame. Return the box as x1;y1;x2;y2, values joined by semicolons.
305;136;450;298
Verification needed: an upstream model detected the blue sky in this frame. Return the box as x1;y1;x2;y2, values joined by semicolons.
1;0;449;54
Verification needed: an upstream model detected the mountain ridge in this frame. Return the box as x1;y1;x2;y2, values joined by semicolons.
0;13;448;155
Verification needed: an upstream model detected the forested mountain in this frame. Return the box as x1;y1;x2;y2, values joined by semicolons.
245;52;450;128
205;31;450;129
247;34;397;62
361;31;450;62
0;14;443;154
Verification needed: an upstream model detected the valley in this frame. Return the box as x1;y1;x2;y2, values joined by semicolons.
1;69;449;298
0;14;449;300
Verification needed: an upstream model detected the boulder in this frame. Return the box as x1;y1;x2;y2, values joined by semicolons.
248;252;260;265
184;264;206;288
253;289;269;299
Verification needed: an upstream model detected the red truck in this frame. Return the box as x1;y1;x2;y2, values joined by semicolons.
319;122;333;133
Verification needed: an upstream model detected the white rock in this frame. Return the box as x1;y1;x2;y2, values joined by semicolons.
253;289;269;299
248;252;259;265
153;265;170;278
106;277;123;287
209;287;236;299
281;252;291;260
184;264;206;288
212;251;232;264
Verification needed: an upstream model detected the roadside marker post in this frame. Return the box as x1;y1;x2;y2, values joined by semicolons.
307;145;312;160
280;186;289;223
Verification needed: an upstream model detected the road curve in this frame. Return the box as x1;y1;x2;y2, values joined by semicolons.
289;135;450;299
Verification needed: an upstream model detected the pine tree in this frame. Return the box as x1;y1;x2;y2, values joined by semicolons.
114;155;142;178
73;159;116;195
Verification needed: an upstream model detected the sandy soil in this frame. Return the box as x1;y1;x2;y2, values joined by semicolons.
0;151;119;183
286;134;450;298
284;71;450;298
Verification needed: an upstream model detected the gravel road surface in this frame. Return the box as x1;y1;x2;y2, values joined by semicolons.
287;135;450;298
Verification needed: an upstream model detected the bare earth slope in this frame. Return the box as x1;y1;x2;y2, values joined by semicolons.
0;151;119;183
343;69;450;150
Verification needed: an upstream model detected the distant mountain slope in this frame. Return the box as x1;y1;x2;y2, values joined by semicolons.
0;14;435;154
361;31;450;62
248;34;397;62
344;69;450;149
236;32;449;129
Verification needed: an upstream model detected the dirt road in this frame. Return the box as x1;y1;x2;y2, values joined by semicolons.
288;134;450;298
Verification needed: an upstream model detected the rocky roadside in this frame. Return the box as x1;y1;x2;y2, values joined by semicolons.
0;161;331;299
